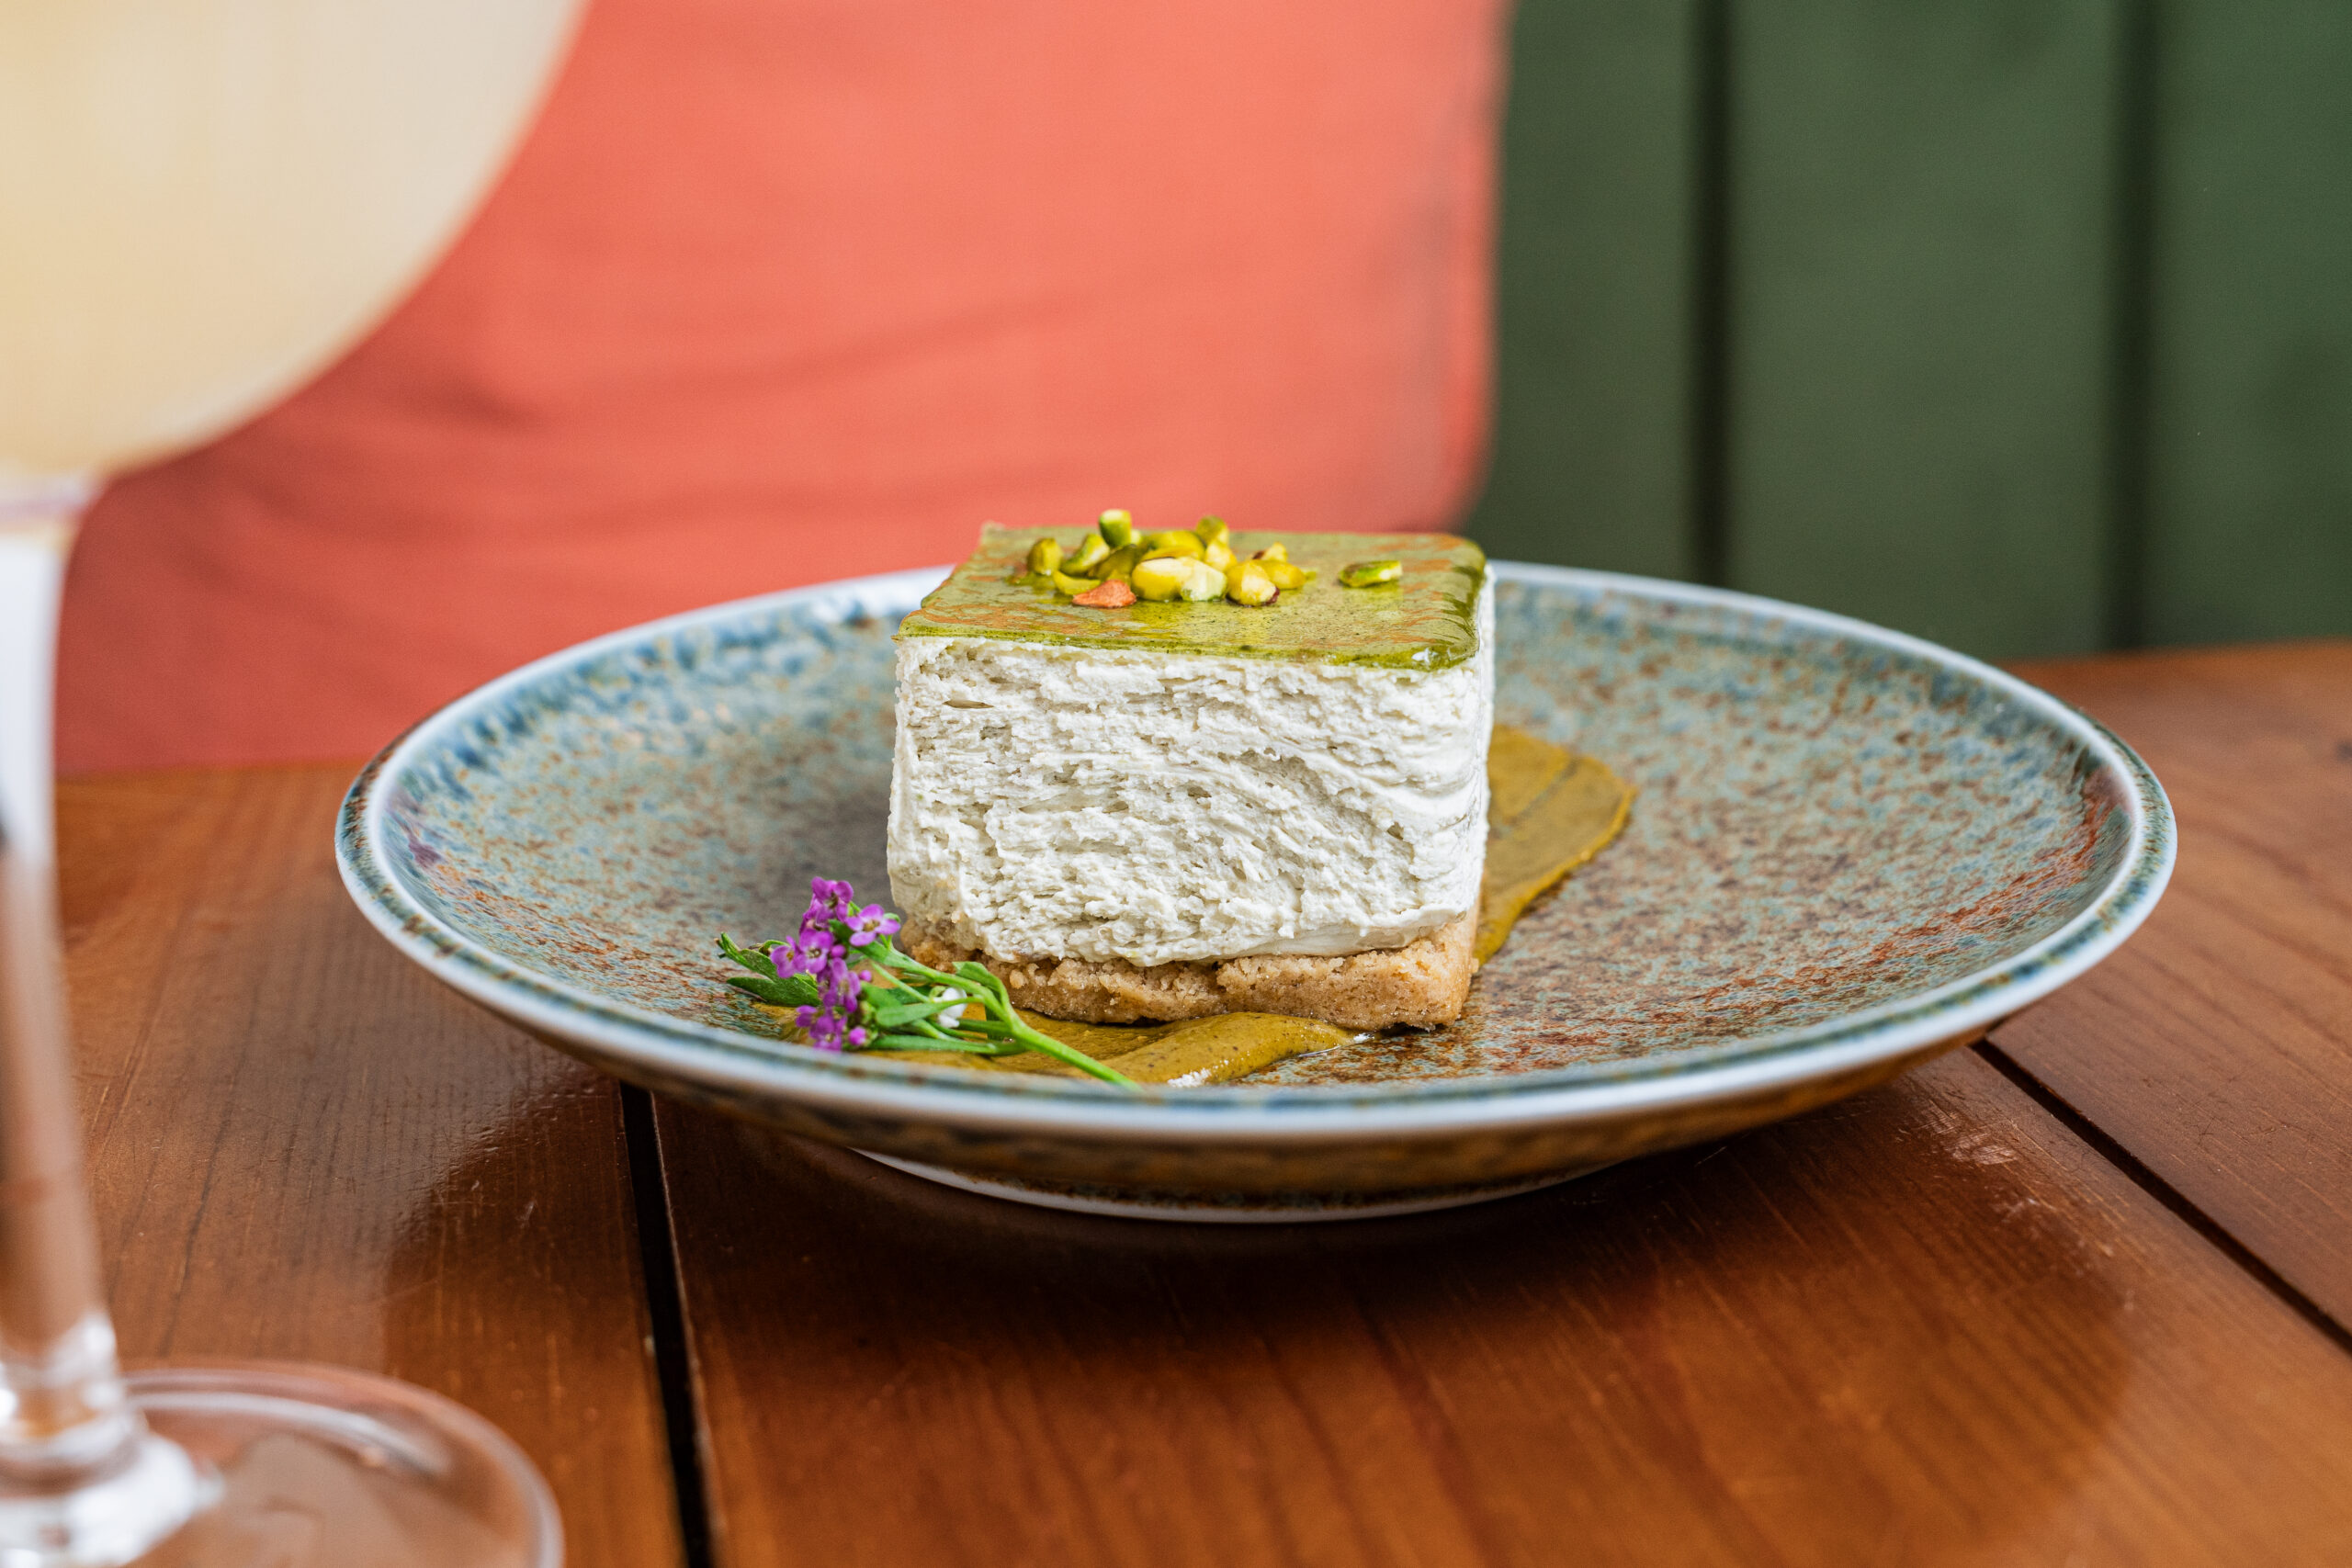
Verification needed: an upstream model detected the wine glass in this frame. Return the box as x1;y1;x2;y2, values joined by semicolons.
0;2;584;1562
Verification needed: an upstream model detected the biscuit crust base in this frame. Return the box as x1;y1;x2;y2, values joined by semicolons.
900;913;1476;1031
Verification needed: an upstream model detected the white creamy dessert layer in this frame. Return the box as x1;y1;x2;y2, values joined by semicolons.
888;597;1493;968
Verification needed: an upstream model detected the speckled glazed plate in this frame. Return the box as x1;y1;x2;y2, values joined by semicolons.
336;564;2173;1222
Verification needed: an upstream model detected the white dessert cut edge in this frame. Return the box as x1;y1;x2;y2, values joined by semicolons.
887;581;1494;970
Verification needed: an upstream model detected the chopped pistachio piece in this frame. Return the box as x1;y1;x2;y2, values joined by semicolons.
1261;559;1312;590
1097;510;1136;548
1339;558;1403;588
1252;542;1288;562
1201;538;1236;571
1097;542;1146;581
1026;536;1064;576
1065;533;1110;574
1049;570;1097;596
1179;561;1227;601
1130;556;1193;601
1227;561;1280;606
1195;515;1230;546
1144;530;1204;559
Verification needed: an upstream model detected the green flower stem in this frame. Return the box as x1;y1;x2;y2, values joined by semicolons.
963;978;1137;1089
994;1010;1139;1087
856;941;1138;1089
899;1015;1021;1055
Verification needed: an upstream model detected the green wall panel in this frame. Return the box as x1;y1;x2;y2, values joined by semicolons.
1466;0;1702;579
2144;0;2352;645
1725;0;2124;660
1472;0;2348;652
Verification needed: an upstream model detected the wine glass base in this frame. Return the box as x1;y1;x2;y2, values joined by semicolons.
1;1363;560;1568
0;1430;211;1568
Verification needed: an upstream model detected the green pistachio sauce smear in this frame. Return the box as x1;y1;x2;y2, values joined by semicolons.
1476;728;1634;962
900;524;1487;671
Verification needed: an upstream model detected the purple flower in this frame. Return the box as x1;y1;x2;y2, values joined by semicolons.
775;878;900;1051
846;903;900;945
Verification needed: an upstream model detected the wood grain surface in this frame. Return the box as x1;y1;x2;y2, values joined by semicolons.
1996;640;2352;1327
656;1048;2352;1566
59;644;2352;1567
56;766;684;1568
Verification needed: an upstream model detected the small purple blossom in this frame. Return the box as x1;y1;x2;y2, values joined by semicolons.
775;879;898;1050
847;903;900;944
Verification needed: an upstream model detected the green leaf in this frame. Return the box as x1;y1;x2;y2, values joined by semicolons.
724;972;820;1008
867;996;967;1028
717;931;780;979
863;1034;1000;1054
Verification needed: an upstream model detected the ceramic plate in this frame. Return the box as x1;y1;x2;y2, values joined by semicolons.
336;565;2173;1220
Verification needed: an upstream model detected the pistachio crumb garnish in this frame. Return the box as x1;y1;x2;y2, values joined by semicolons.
1179;561;1227;601
1143;530;1204;559
1130;557;1192;602
1016;512;1378;611
1227;561;1279;606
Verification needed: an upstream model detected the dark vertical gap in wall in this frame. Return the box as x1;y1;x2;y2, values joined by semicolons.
1689;0;1735;589
2104;0;2159;649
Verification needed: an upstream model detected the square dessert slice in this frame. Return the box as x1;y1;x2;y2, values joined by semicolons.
888;525;1491;1028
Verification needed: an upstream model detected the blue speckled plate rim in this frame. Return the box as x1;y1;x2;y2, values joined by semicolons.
335;562;2176;1144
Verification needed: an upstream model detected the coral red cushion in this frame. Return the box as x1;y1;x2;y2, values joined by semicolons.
58;0;1503;769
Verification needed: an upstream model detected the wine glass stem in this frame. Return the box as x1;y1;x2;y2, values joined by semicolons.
0;485;140;1484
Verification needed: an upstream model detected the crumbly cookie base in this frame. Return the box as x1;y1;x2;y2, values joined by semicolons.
900;913;1476;1031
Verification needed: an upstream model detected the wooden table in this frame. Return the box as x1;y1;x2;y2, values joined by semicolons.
60;641;2352;1567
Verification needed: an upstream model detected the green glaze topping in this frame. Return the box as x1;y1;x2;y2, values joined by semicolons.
899;524;1487;670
